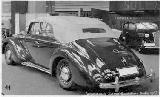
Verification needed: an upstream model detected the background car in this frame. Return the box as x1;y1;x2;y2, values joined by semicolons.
119;22;159;53
2;16;154;92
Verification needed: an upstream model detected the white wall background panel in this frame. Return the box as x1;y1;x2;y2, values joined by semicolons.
55;1;109;11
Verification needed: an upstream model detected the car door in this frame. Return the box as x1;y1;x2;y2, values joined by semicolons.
25;21;60;68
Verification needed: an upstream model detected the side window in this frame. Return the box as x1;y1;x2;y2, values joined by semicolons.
40;22;47;32
40;22;54;37
28;22;41;35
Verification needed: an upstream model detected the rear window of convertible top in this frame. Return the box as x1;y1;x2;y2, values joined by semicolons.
83;28;106;33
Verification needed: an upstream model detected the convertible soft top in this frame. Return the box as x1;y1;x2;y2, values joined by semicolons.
30;16;116;43
34;16;106;26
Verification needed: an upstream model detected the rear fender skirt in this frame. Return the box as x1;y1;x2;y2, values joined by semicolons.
69;60;97;87
49;49;96;87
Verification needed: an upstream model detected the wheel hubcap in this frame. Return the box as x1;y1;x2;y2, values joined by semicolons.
60;66;71;81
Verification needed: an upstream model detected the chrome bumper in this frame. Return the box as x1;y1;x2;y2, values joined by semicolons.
99;72;155;92
144;46;160;49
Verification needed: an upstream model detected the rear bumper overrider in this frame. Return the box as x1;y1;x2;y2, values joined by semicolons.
99;72;155;92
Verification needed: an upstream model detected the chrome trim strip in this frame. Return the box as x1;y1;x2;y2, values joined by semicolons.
144;46;160;49
21;62;51;74
26;37;60;44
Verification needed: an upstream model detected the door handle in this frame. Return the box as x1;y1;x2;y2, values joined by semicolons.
34;41;40;45
32;41;46;48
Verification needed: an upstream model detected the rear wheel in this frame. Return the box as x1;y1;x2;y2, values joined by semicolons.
5;44;16;65
56;59;75;90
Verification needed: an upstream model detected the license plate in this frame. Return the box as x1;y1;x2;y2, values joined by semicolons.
144;43;155;47
117;67;138;77
145;34;149;38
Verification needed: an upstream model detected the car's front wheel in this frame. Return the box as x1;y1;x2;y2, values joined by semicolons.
5;44;16;65
56;59;75;90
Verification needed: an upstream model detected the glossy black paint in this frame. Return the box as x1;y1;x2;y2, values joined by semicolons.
119;22;159;52
73;38;146;83
2;33;146;88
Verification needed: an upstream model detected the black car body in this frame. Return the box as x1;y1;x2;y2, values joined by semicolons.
119;22;159;53
2;16;154;92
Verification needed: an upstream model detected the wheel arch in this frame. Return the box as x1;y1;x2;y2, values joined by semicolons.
2;38;18;54
50;56;65;76
2;38;28;63
49;50;95;88
49;49;78;76
2;42;9;54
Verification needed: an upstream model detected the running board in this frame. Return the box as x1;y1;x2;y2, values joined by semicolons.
21;62;51;74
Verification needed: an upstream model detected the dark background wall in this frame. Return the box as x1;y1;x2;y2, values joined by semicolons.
108;1;160;30
110;1;160;11
11;1;28;34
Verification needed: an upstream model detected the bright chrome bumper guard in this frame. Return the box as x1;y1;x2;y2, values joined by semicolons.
99;73;155;92
144;46;160;49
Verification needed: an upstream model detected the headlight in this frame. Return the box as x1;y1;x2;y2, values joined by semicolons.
102;69;115;79
139;58;143;63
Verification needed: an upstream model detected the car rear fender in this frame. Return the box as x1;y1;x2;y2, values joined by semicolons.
49;48;96;87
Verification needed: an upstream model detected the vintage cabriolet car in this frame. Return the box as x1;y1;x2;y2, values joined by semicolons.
2;16;154;92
